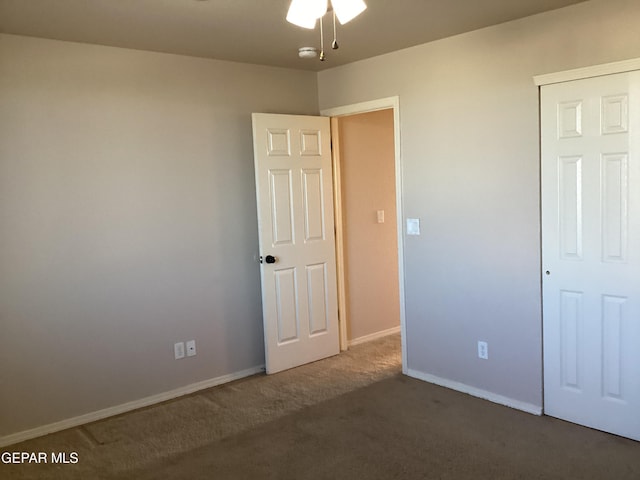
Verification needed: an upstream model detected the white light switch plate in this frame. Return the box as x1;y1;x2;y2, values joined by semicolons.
406;218;420;235
377;210;385;224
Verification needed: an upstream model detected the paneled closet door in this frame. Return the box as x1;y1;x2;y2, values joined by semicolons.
541;71;640;441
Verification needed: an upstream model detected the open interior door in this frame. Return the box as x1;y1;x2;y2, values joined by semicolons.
252;113;340;374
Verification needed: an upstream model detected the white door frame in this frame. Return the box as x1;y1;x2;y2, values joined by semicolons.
534;57;640;416
534;58;640;87
321;96;407;374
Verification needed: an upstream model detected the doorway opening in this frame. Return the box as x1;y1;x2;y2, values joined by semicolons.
322;97;407;373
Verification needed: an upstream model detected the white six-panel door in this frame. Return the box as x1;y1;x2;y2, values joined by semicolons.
252;113;340;374
542;71;640;441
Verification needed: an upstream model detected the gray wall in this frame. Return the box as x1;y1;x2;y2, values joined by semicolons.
318;0;640;408
0;34;318;437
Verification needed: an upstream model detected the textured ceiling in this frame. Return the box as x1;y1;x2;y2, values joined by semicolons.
0;0;588;71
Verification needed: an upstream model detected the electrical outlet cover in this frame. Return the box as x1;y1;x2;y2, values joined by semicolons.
477;341;488;360
174;342;185;360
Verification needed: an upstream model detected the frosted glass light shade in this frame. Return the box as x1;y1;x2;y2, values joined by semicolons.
332;0;367;24
286;0;328;29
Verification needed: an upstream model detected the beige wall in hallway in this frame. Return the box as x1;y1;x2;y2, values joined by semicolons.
337;109;400;342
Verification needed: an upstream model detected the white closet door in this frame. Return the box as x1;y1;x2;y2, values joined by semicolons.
542;71;640;441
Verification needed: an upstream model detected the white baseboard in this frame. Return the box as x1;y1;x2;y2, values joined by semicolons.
407;369;542;416
348;326;401;347
0;365;265;448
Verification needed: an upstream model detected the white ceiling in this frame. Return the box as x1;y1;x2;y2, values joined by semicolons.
0;0;587;71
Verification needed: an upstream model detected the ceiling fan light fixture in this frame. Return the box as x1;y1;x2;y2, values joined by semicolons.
286;0;328;29
331;0;367;25
287;0;367;62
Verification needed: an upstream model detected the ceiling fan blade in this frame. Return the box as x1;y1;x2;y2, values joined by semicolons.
331;0;367;25
286;0;328;29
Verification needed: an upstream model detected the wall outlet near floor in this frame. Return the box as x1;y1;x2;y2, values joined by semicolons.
477;341;488;360
174;342;185;360
186;340;196;357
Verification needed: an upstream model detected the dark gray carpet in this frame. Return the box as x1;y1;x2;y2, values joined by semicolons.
121;374;640;480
